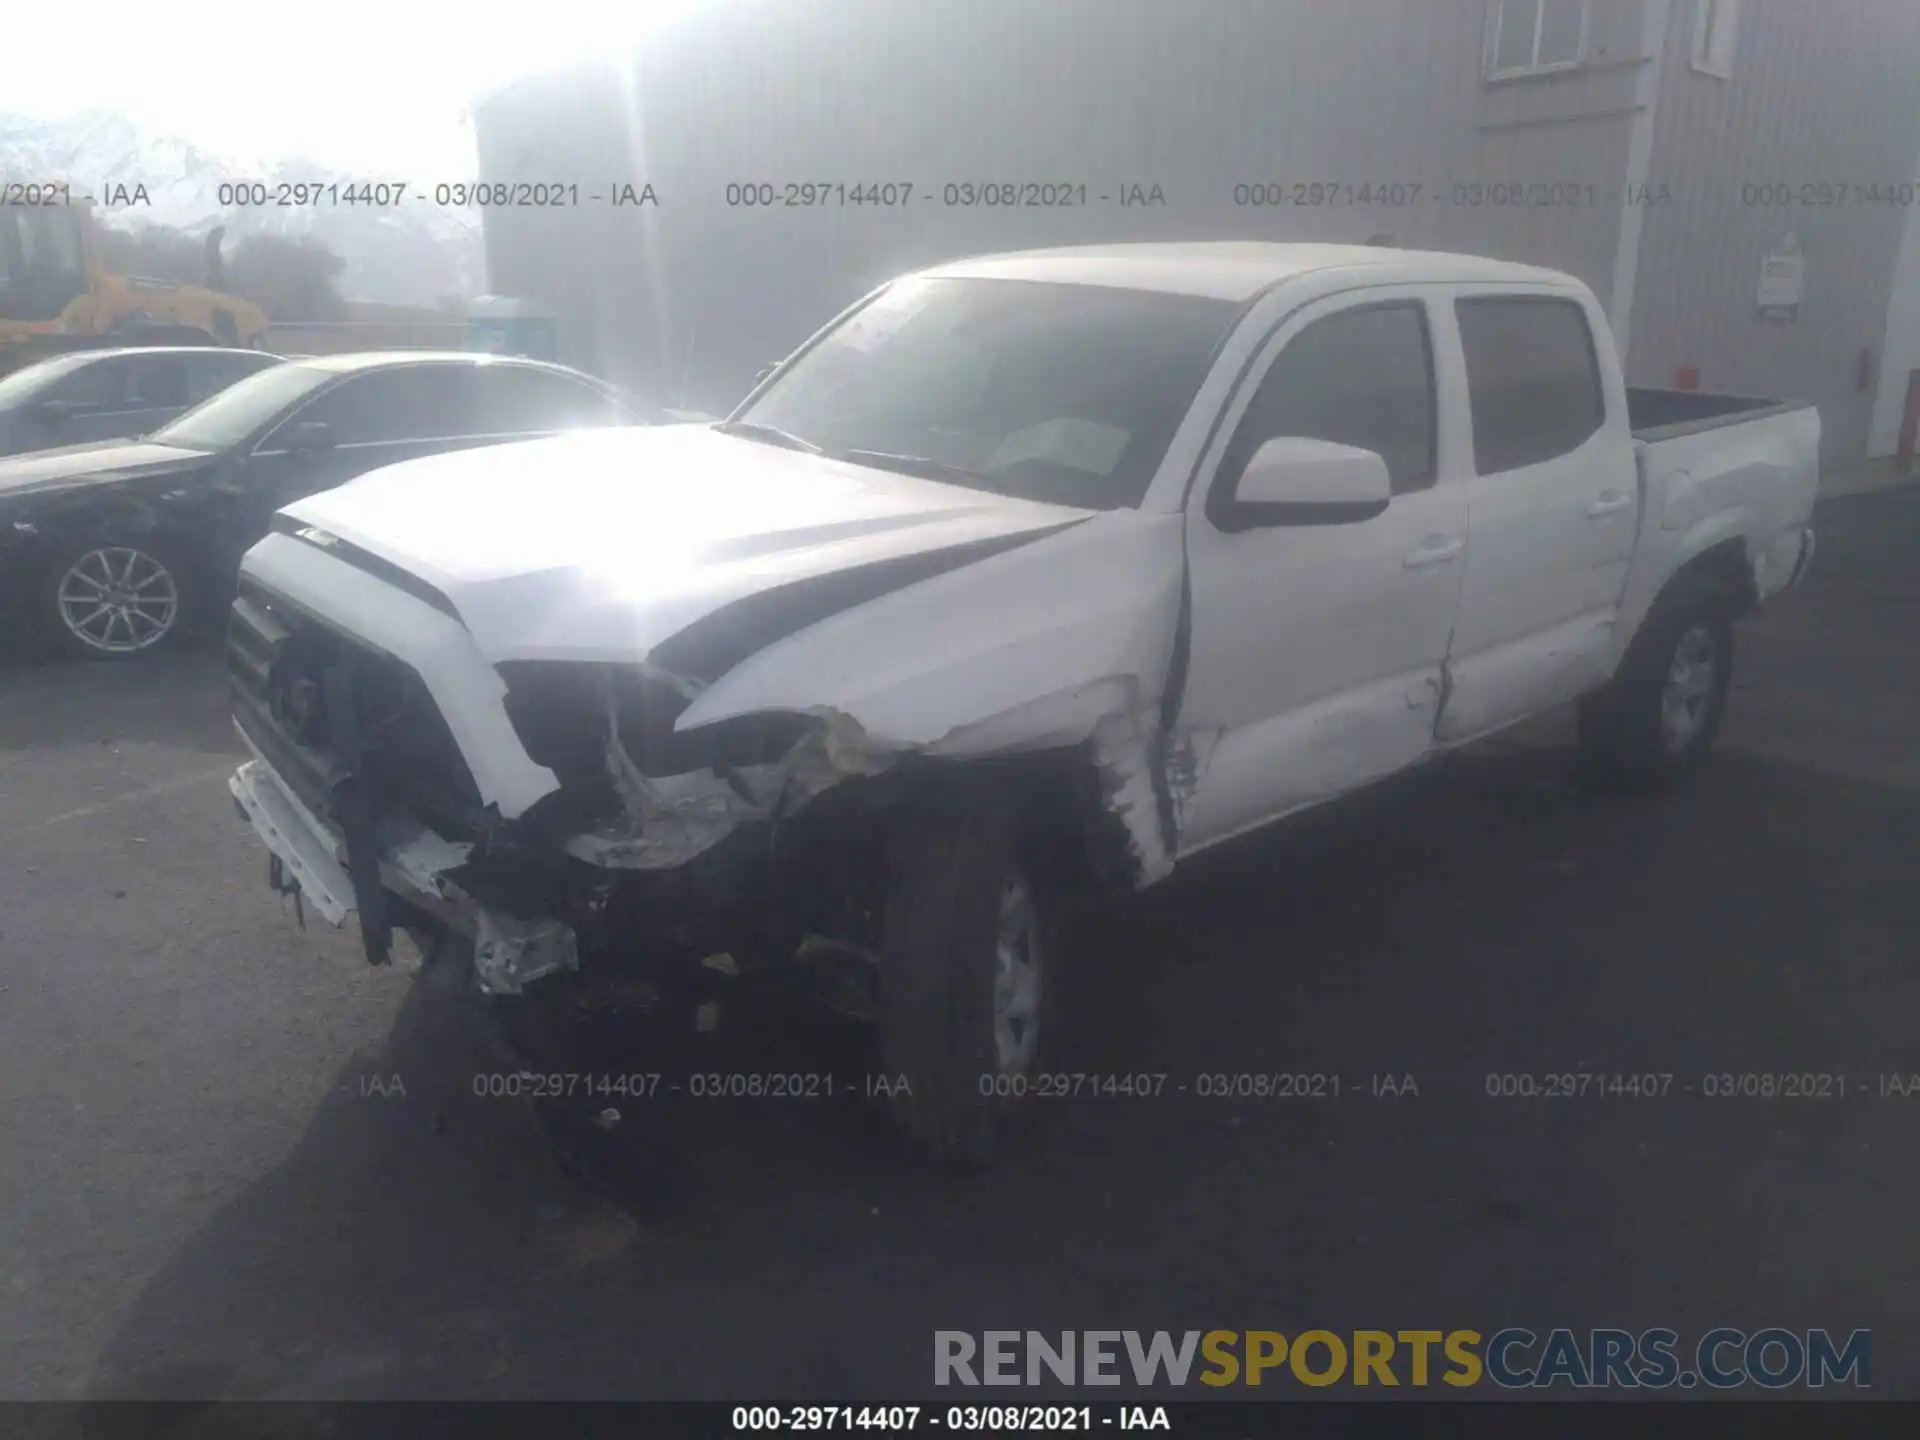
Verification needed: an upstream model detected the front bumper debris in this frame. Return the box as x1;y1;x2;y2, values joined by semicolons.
228;756;579;995
471;908;579;996
230;757;356;926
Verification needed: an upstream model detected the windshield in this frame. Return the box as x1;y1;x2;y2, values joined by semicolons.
148;361;323;452
0;353;93;410
736;277;1240;510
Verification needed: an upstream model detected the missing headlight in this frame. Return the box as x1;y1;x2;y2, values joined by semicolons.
498;661;818;782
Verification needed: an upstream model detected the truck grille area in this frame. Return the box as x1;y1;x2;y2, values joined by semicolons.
228;580;485;839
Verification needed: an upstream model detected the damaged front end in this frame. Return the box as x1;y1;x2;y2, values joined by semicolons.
229;750;585;996
227;583;909;999
225;501;1179;1011
497;659;891;873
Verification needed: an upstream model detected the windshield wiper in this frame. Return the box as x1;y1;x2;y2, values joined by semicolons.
712;420;823;454
836;449;987;485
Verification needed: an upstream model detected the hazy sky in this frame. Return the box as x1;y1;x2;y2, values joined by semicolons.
8;0;709;176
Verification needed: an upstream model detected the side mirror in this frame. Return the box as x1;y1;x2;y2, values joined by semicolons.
753;362;780;385
32;399;75;427
287;419;335;451
1230;436;1392;523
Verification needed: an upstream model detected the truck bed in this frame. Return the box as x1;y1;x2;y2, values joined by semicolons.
1626;386;1804;442
1612;389;1821;664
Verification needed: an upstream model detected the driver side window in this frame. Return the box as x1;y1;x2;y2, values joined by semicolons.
121;354;190;410
1219;301;1437;500
267;366;476;448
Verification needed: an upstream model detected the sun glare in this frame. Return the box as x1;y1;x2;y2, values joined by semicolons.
6;0;708;176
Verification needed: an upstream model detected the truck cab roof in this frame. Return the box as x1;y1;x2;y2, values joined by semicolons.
920;241;1578;302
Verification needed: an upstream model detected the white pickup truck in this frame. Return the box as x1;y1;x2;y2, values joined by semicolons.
226;242;1819;1165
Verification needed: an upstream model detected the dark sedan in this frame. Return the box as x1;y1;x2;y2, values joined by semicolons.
0;346;286;457
0;351;658;660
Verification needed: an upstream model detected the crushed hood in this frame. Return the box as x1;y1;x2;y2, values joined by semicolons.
276;424;1095;670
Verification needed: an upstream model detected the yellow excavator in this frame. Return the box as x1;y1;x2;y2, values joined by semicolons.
0;200;268;377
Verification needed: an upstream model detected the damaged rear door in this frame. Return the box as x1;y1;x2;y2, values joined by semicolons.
1171;287;1469;853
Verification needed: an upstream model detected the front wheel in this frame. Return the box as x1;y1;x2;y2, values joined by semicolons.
38;537;194;660
877;789;1058;1169
1578;571;1736;790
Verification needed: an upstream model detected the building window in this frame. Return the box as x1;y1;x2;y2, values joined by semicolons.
1692;0;1740;77
1485;0;1588;78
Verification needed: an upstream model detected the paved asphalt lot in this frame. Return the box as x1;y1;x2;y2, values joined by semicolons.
2;487;1918;1405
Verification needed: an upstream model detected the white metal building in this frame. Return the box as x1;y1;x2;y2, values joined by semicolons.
475;0;1920;466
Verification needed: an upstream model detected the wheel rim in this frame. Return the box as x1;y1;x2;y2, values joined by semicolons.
992;871;1044;1076
1659;622;1717;753
56;547;180;654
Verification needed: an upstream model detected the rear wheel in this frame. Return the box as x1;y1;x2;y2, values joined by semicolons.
877;788;1058;1169
1578;570;1736;790
39;536;194;661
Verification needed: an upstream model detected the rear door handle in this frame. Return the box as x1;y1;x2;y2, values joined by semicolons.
1403;536;1463;569
1587;490;1633;518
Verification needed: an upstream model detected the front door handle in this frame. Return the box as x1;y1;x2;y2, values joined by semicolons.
1403;536;1463;569
1587;490;1633;518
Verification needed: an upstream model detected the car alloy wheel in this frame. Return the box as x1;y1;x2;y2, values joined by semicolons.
1658;621;1718;755
55;546;181;654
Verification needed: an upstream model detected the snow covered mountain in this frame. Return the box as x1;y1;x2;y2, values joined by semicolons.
0;110;486;306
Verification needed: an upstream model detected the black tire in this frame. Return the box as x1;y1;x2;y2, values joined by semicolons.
38;534;196;661
1577;569;1737;791
877;786;1059;1169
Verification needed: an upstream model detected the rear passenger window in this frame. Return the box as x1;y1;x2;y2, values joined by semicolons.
1224;301;1437;496
474;367;622;434
43;361;116;410
1455;296;1605;474
187;354;268;402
